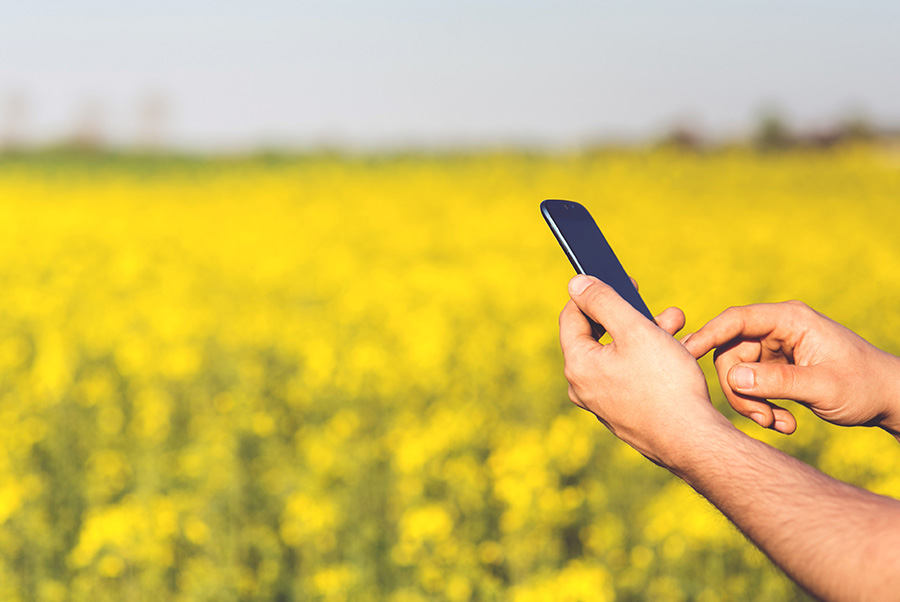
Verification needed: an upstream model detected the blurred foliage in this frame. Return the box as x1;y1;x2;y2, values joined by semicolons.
0;146;899;601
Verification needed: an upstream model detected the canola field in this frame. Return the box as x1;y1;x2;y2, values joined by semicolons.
0;147;899;601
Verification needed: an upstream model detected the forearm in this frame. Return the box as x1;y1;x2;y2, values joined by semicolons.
667;417;900;602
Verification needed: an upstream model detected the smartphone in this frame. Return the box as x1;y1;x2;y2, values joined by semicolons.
541;199;655;323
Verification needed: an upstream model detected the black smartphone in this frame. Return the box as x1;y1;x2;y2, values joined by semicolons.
541;199;655;323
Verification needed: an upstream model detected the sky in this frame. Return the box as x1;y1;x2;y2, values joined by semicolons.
1;0;898;150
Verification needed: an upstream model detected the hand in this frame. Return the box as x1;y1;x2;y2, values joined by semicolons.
559;275;728;467
682;301;900;437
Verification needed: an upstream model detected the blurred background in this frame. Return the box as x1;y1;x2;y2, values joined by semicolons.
1;1;899;601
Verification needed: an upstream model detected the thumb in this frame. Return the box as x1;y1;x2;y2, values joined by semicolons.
728;362;831;405
568;275;645;341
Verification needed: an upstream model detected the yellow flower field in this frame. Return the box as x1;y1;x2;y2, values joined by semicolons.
0;146;899;601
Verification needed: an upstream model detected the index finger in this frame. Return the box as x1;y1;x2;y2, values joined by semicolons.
683;304;784;359
559;298;601;359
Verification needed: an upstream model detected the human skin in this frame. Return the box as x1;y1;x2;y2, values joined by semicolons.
559;274;900;601
681;300;900;441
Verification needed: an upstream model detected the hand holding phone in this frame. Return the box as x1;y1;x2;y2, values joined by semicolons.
552;201;713;467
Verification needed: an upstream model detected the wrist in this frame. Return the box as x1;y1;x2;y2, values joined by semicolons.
876;352;900;440
666;417;750;490
654;399;738;477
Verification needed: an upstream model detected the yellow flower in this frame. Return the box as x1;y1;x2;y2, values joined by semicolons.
1;147;897;600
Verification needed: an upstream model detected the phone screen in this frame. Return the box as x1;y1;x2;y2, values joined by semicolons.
541;199;655;322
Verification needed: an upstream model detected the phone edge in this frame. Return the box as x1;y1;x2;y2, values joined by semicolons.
540;200;587;275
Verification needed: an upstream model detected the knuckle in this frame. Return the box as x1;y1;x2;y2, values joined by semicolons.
764;363;793;393
563;361;580;384
584;344;607;365
783;300;817;329
784;299;811;313
723;390;752;412
777;364;796;391
564;344;602;385
559;300;577;326
721;306;745;324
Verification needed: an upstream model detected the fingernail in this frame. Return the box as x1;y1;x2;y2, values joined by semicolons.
732;365;755;390
774;420;789;432
681;333;693;345
749;412;766;426
568;275;592;296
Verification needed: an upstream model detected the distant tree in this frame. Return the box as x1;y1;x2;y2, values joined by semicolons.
659;122;705;152
838;113;875;143
136;91;168;151
795;113;876;149
754;107;793;151
70;98;106;151
1;90;29;151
